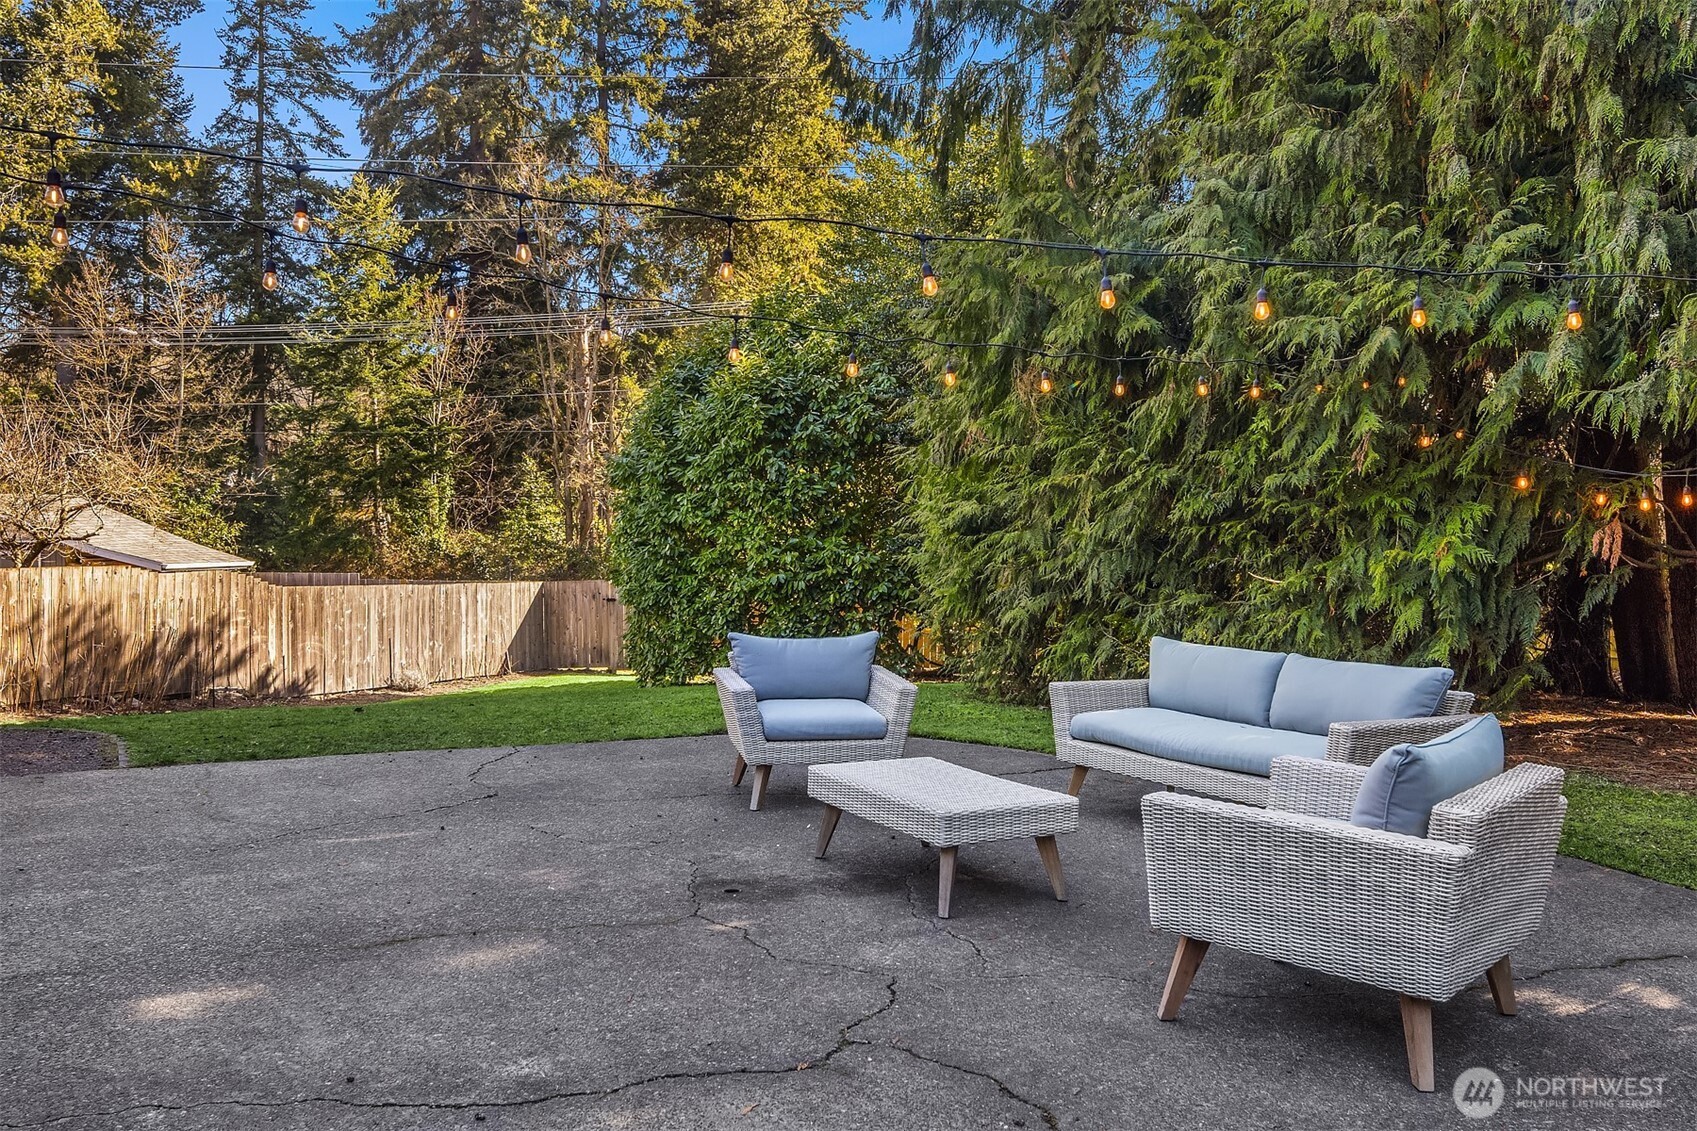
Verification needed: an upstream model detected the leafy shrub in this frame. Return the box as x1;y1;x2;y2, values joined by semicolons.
611;292;920;683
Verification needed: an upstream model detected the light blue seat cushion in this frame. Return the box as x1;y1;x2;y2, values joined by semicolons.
756;698;888;742
729;631;879;701
1068;707;1326;778
1147;637;1288;727
1269;653;1455;735
1350;714;1504;837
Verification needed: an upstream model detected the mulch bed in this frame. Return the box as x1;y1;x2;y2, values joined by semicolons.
1503;693;1697;794
0;727;124;776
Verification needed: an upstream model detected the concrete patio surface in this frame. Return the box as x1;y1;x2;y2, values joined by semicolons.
2;737;1693;1130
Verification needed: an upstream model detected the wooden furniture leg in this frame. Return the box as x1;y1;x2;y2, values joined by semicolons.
1066;765;1089;796
815;805;842;858
1486;955;1517;1016
731;753;747;786
1034;835;1067;901
937;846;959;918
1157;935;1209;1021
1399;995;1436;1092
748;764;772;811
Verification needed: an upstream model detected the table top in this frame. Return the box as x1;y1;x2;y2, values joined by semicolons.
809;756;1076;816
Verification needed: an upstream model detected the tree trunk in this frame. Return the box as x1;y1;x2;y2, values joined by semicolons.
1544;563;1617;697
249;0;270;471
1665;467;1697;705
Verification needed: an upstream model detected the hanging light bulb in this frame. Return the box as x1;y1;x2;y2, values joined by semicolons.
1454;428;1467;440
727;328;743;365
1409;291;1427;330
1396;374;1408;388
1313;382;1325;393
261;257;279;291
920;246;938;298
844;352;860;379
1592;489;1610;509
1196;377;1210;398
598;313;617;347
1638;489;1655;513
1251;283;1272;322
1565;296;1583;332
291;194;311;234
942;359;958;388
1113;370;1127;397
1681;485;1695;509
442;287;461;321
43;167;64;207
1417;430;1434;449
1097;251;1116;310
513;223;533;265
1361;378;1373;390
1247;375;1263;400
717;224;734;283
49;209;68;248
1514;472;1532;492
1038;368;1054;394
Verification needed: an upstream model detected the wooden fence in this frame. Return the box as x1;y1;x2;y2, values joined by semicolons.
0;567;626;709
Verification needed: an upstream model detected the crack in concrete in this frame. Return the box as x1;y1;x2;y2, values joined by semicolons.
865;1042;1060;1130
901;864;992;975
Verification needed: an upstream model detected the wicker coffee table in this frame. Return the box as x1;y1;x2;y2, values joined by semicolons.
807;757;1081;918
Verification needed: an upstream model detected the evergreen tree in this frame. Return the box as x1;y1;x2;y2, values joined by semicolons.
203;0;354;469
272;177;468;573
906;0;1697;702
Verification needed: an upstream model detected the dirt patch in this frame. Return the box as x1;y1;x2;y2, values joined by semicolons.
1503;693;1697;793
0;728;124;775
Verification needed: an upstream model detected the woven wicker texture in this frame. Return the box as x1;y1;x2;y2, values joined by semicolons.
1051;678;1481;804
1143;761;1567;1001
808;757;1080;846
714;665;917;767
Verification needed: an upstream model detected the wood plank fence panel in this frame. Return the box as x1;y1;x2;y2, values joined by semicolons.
0;568;627;709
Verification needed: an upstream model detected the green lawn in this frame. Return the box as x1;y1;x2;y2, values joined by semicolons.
11;673;1693;888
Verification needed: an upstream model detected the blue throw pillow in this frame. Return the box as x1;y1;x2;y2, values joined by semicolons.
728;631;879;701
1349;714;1504;837
1268;653;1455;735
1147;636;1288;727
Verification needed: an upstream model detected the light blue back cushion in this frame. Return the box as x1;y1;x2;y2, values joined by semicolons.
1268;654;1455;735
1349;714;1504;837
728;631;878;701
1146;636;1288;727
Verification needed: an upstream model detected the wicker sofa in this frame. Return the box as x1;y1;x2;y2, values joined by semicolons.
1143;752;1567;1090
1050;638;1477;805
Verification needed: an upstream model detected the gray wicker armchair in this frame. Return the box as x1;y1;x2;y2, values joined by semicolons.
714;665;917;810
1050;677;1478;805
1142;755;1568;1091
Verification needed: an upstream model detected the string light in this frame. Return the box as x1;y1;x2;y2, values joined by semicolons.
1196;377;1210;397
598;312;617;346
1361;378;1372;390
1565;296;1583;332
716;222;734;283
1417;430;1433;449
1592;489;1609;509
1514;472;1533;492
1396;374;1407;388
844;350;860;379
1251;273;1272;322
1409;290;1427;330
1247;375;1263;400
513;222;533;265
1681;485;1695;508
1638;488;1655;513
43;166;63;206
1113;367;1127;397
726;321;742;364
919;239;938;298
1454;429;1466;440
292;193;310;234
1097;251;1116;311
442;286;461;321
49;208;68;248
261;255;279;292
1038;368;1054;394
1314;382;1325;393
942;358;958;387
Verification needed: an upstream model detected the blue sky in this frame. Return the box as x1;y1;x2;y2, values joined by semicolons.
170;2;914;145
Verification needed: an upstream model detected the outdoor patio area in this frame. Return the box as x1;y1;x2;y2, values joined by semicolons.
4;737;1691;1129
